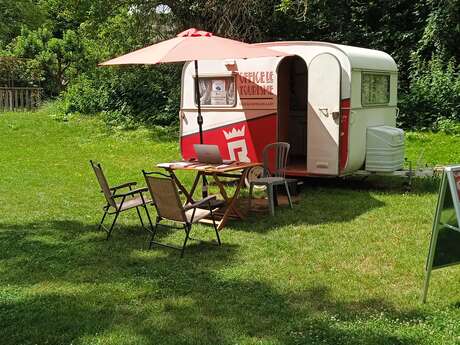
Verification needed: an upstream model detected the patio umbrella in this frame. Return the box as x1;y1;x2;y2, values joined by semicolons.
100;28;290;144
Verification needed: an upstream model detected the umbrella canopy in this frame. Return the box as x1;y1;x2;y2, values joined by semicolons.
100;28;290;144
100;28;290;65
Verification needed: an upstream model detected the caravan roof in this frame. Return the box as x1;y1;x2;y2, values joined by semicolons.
253;41;397;72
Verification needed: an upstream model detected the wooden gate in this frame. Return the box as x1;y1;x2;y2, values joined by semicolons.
0;87;43;112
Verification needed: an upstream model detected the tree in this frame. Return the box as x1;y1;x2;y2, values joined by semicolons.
11;27;87;95
416;0;460;62
0;0;45;47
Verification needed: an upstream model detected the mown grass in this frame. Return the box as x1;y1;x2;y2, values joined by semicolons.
1;107;460;345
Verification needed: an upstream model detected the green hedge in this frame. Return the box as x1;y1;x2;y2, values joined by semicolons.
63;65;181;128
398;56;460;130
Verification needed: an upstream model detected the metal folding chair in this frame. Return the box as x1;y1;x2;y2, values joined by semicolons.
90;160;154;239
143;171;221;257
248;142;293;216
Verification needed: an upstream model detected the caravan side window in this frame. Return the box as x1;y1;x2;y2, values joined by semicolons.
195;76;236;107
361;73;390;106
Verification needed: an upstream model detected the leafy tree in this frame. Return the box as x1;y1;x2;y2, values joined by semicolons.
0;0;45;47
10;27;87;95
2;0;460;129
416;0;460;61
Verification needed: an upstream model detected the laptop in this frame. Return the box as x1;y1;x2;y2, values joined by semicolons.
194;144;224;164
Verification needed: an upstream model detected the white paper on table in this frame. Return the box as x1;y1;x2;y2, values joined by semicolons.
171;162;191;167
157;163;172;168
195;165;212;170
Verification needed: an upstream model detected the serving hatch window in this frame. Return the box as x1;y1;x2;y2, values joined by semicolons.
361;73;390;105
195;76;236;106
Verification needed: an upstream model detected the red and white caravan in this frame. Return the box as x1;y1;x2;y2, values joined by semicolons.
180;41;403;177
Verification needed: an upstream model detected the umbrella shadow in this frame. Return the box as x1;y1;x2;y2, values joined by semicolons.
0;219;236;286
0;217;440;345
1;241;430;345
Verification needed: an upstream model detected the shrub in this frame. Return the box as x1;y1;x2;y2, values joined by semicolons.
63;74;108;114
398;56;460;129
61;64;181;128
433;117;460;135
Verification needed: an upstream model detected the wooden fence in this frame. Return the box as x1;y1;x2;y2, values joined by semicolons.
0;87;43;112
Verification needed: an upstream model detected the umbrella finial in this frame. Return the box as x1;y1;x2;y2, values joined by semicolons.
177;28;213;37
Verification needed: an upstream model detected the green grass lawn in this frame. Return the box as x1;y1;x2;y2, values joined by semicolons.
1;107;460;345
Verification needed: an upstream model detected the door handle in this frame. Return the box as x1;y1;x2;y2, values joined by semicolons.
332;111;340;121
180;111;188;124
319;107;329;117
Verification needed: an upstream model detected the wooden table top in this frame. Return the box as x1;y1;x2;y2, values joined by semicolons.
157;161;262;173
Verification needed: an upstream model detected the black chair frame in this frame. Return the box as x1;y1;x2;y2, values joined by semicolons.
90;160;154;240
143;170;221;257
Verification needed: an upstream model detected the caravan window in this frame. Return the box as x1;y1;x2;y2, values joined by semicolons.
195;76;236;106
361;73;390;105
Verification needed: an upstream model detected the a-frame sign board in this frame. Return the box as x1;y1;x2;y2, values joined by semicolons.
422;166;460;303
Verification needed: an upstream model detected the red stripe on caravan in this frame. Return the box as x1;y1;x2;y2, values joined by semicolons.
181;114;277;162
339;98;350;173
181;112;276;139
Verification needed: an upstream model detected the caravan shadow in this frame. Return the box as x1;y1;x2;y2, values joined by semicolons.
234;182;385;233
234;173;440;233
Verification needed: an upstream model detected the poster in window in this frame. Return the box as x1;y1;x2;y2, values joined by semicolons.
211;79;227;105
197;77;235;106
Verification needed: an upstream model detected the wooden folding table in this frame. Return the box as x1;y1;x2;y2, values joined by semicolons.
157;161;261;230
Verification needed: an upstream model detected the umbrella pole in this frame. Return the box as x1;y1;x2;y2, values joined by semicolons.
194;60;204;144
194;60;208;197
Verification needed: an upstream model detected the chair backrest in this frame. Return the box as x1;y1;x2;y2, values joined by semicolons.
90;160;116;208
144;173;186;223
262;142;290;178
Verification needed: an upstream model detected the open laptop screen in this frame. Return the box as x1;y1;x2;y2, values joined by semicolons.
193;144;223;164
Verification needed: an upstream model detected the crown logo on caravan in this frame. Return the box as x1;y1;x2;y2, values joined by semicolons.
223;126;245;140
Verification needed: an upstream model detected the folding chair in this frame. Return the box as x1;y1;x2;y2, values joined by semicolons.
90;160;154;239
143;171;221;257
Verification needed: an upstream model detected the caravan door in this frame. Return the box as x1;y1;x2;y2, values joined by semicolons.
307;53;341;175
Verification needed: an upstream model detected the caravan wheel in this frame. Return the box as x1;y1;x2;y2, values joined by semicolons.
245;166;266;190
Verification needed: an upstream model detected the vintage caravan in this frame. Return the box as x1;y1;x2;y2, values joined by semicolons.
179;41;404;177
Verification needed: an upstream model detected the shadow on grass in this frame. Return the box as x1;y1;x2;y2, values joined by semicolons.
0;169;440;344
0;221;432;345
128;276;427;345
0;219;232;285
234;173;440;233
304;174;440;195
0;219;431;344
237;188;385;233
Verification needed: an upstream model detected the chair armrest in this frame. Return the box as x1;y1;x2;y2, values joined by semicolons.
113;187;148;198
184;195;216;211
110;181;137;191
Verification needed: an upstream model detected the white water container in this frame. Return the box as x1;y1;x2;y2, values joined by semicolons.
365;126;405;172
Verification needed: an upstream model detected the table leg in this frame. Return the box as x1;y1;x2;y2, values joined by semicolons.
212;173;229;200
214;174;244;220
215;168;248;230
187;171;202;204
168;168;195;204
